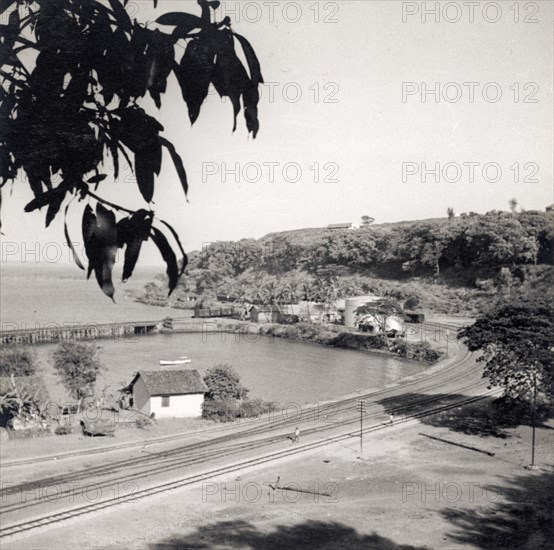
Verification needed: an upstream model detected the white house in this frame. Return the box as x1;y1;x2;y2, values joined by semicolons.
357;314;405;336
128;370;208;419
327;222;359;230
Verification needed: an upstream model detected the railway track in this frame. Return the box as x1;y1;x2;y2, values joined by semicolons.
0;341;490;539
1;348;479;499
2;345;476;470
0;387;498;540
1;374;487;515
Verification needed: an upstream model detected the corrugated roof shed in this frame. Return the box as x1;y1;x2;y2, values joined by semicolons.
130;370;208;396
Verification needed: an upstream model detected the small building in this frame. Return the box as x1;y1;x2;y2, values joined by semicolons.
546;204;554;213
249;305;281;323
128;370;208;419
327;222;359;230
357;314;405;337
344;295;382;328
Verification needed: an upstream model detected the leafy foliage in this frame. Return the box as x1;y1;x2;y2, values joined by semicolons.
51;340;105;402
203;364;249;401
0;346;38;376
459;299;554;402
0;374;49;421
134;209;554;316
355;299;404;342
0;0;262;298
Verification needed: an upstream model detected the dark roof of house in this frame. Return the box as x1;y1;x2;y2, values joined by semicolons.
250;305;280;313
130;370;208;396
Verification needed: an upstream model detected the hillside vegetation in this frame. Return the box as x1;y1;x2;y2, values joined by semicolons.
132;209;554;316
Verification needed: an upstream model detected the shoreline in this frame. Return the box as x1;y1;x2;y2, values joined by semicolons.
1;316;445;365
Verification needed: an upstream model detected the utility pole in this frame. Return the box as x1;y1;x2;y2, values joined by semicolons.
356;399;366;453
531;369;537;466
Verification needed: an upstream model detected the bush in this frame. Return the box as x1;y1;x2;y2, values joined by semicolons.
389;338;408;357
55;424;73;435
0;346;38;377
202;398;240;422
406;342;442;363
328;332;386;351
238;398;264;418
238;398;277;419
203;365;249;401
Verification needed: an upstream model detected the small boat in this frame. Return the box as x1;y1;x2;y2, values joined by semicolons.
160;358;192;366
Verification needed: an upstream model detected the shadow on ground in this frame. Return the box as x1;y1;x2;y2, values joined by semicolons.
442;470;554;549
148;520;427;550
377;393;552;438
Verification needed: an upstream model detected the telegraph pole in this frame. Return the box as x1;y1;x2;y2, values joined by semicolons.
531;369;537;466
356;399;366;453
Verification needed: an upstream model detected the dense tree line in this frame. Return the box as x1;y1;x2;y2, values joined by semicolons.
134;210;552;313
188;210;553;280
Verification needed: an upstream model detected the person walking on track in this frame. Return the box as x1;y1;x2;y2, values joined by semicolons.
293;426;300;443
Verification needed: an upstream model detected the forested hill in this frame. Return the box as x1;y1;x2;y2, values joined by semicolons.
136;209;554;315
260;217;448;246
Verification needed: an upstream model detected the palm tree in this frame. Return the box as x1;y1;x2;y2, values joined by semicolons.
261;279;284;319
233;283;251;320
282;280;300;315
300;281;313;322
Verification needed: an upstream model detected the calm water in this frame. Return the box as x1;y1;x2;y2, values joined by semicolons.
2;267;424;406
0;266;187;327
34;333;422;406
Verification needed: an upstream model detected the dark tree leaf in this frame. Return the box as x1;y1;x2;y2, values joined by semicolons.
156;12;202;33
109;140;120;181
234;33;264;85
107;0;132;32
159;136;188;197
198;0;212;23
64;203;85;270
87;174;107;185
45;194;64;228
143;29;176;109
82;204;97;280
82;203;117;300
211;51;249;131
175;38;214;124
24;182;71;227
118;209;153;281
150;226;179;295
116;107;163;202
24;188;59;213
242;85;260;138
159;218;188;276
116;217;132;249
94;203;117;299
135;154;155;203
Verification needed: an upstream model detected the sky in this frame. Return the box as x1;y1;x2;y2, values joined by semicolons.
1;0;553;266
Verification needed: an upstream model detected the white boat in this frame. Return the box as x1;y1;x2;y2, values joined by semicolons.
160;358;192;366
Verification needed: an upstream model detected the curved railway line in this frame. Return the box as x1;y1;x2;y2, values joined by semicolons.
1;341;494;540
2;346;476;470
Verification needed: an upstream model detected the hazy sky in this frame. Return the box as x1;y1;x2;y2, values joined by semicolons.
1;0;552;266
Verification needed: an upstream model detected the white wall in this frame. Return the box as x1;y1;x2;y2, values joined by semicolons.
149;393;205;419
